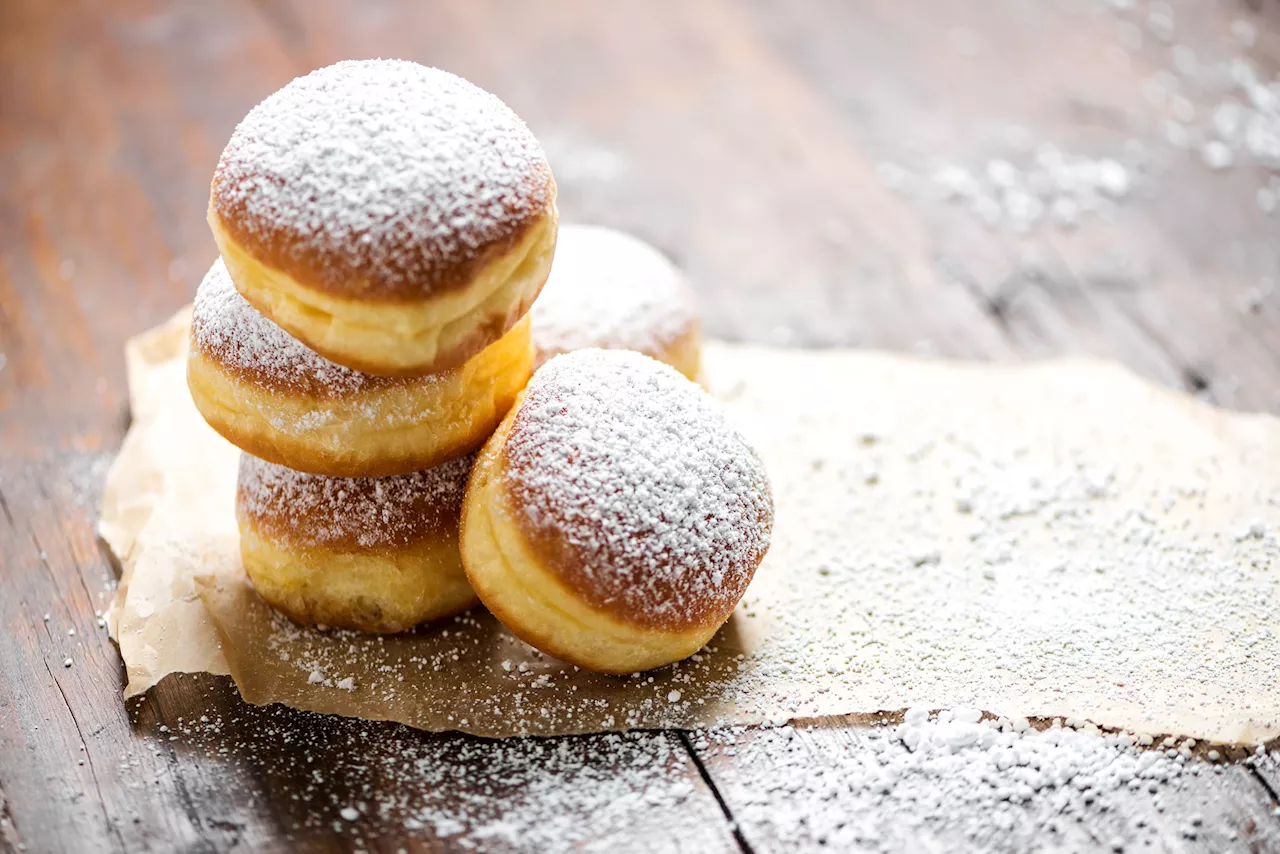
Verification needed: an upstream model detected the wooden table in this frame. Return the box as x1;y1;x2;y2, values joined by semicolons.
3;0;1279;851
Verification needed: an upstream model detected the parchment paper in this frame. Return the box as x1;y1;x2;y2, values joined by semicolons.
103;311;1280;744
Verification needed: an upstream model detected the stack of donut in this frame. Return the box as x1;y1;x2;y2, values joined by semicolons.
190;59;773;672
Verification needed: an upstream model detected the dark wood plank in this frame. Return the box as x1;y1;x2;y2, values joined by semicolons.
141;675;735;854
733;0;1280;410
0;457;226;853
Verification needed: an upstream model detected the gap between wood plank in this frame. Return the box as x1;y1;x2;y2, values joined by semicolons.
678;731;755;854
0;780;22;852
1252;762;1280;806
40;656;124;852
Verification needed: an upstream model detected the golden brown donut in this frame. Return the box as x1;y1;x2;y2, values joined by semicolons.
461;349;773;673
530;224;700;379
209;59;557;377
237;453;477;633
188;258;532;478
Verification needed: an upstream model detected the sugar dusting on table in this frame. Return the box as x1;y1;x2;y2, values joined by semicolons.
697;710;1280;851
874;0;1280;236
146;690;1280;851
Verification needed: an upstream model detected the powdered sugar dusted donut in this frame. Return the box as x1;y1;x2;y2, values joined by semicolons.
237;453;477;633
531;225;700;378
209;59;557;376
461;349;773;672
189;258;532;477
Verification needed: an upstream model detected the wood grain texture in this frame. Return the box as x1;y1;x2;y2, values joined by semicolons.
1;0;1278;851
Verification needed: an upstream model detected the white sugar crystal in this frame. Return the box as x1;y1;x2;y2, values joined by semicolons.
1201;140;1234;170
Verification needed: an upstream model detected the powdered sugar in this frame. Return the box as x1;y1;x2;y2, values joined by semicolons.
698;710;1273;852
191;258;407;396
237;453;471;550
502;349;772;627
144;691;1276;852
877;146;1142;234
530;225;698;367
212;59;553;299
151;693;719;851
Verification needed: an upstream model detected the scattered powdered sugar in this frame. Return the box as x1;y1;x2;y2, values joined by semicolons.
502;349;773;628
148;690;716;852
237;453;471;550
1102;0;1280;179
698;709;1274;852
876;144;1141;234
530;224;698;367
877;1;1280;233
212;59;553;298
191;258;409;396
140;688;1279;852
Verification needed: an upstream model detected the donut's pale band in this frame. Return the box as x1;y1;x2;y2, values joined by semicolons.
210;206;558;377
653;325;701;381
189;316;533;478
461;408;721;673
239;524;477;633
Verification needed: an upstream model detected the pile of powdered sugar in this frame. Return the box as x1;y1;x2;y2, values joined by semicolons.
212;59;552;297
697;709;1278;852
502;349;773;627
530;224;699;366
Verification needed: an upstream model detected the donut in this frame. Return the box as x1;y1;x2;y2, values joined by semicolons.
209;59;557;377
530;225;700;378
188;258;532;478
461;349;773;673
236;453;477;633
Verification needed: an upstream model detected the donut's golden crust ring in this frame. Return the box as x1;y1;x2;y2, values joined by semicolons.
533;321;702;381
238;522;477;634
188;316;533;478
460;398;722;673
209;201;558;377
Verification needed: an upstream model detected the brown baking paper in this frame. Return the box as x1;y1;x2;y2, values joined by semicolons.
103;311;1280;744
